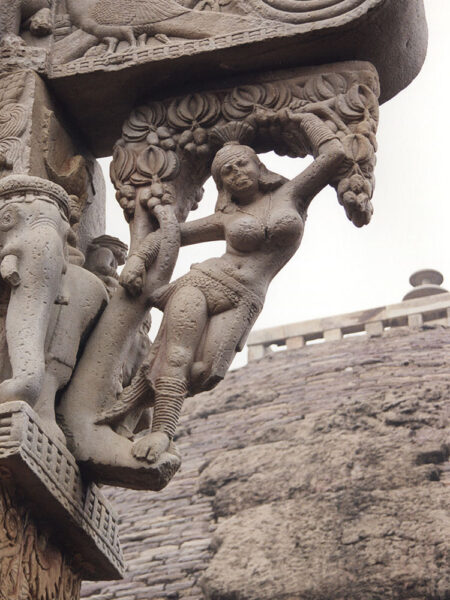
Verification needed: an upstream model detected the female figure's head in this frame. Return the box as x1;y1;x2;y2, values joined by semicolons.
211;143;287;212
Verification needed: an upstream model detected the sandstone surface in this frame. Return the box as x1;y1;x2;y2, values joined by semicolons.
82;325;450;599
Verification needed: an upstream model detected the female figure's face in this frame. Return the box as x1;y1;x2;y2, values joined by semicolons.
220;154;260;202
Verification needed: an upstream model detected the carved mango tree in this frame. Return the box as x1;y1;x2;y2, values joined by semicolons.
112;60;378;244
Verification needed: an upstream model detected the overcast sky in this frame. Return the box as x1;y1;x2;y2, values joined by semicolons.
100;0;448;359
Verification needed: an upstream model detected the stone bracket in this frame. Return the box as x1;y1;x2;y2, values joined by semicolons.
0;401;125;581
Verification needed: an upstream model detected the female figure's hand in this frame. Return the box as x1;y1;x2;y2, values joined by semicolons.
119;255;146;296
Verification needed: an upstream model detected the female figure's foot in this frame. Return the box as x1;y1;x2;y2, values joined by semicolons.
132;431;170;464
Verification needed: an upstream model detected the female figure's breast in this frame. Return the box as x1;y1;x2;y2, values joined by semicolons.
226;215;265;253
267;210;304;246
226;210;304;254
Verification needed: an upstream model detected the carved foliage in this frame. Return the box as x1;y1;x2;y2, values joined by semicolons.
112;64;379;227
0;476;81;600
0;71;28;178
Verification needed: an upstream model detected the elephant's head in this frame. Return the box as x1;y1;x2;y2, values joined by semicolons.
0;175;70;289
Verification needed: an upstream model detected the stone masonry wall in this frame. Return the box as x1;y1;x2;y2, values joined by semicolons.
82;324;450;600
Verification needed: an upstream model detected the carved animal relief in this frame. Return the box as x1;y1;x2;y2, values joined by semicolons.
46;0;380;66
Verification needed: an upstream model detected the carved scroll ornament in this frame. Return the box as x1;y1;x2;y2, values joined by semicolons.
192;0;379;23
0;72;29;178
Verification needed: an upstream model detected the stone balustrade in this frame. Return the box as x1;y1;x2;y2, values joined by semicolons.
247;292;450;361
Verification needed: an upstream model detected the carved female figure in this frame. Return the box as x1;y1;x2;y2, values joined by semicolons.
110;112;347;463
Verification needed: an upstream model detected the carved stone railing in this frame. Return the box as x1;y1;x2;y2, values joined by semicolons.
247;292;450;361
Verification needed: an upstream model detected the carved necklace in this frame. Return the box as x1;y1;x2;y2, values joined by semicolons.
236;193;273;239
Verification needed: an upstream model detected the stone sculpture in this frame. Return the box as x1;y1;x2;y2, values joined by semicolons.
85;234;128;297
0;176;108;441
0;0;428;596
53;61;380;489
102;113;348;464
0;0;51;43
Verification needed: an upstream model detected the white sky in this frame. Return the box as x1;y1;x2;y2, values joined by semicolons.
100;0;449;362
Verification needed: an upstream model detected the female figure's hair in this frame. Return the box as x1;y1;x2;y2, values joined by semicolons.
211;143;287;212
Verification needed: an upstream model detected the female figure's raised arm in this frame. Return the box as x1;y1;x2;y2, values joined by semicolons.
285;112;346;212
180;211;225;246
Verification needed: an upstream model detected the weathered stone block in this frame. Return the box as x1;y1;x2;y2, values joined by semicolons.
0;401;125;581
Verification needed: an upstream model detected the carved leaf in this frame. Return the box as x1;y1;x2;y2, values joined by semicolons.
123;104;166;142
4;507;19;541
111;143;136;186
302;73;348;102
335;84;379;123
134;146;180;183
167;93;221;129
222;83;291;120
342;133;375;165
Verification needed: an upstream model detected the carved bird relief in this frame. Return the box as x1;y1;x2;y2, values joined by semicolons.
66;0;264;52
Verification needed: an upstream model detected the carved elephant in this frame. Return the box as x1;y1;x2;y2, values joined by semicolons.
0;176;108;441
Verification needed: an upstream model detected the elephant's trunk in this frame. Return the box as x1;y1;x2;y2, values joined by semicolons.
0;254;20;287
0;223;67;405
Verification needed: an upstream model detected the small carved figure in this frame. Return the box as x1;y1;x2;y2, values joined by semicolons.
109;112;347;463
66;0;266;52
85;235;128;297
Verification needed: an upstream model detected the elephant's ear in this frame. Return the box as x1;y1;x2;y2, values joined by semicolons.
0;205;19;231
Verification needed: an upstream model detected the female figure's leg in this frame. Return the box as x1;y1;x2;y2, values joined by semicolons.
190;306;249;392
133;285;208;463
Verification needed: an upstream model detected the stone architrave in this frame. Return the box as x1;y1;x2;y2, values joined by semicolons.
0;0;426;155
